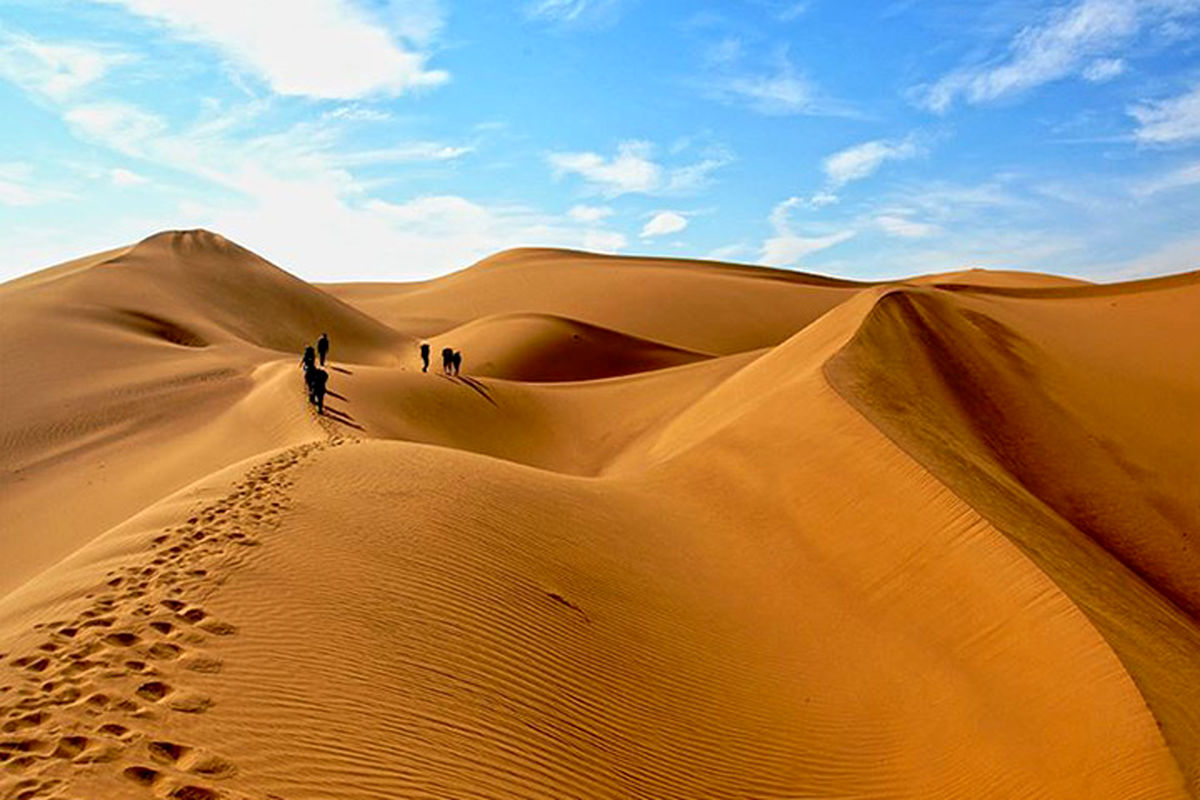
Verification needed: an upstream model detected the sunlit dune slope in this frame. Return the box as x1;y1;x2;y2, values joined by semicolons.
1;231;1196;800
323;247;872;354
906;267;1092;288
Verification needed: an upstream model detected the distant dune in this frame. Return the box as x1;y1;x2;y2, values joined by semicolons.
1;230;1197;799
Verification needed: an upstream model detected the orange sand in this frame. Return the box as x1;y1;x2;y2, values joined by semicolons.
0;230;1196;799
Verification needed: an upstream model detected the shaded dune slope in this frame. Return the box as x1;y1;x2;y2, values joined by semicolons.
1;234;1197;799
826;277;1200;790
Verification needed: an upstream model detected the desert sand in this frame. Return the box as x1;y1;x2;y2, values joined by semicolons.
1;229;1197;799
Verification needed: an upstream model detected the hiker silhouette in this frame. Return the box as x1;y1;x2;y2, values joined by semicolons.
420;343;431;373
451;350;462;376
301;345;316;372
317;333;329;366
307;367;329;414
441;347;454;375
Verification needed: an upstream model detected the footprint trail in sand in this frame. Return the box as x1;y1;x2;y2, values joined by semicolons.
0;438;331;800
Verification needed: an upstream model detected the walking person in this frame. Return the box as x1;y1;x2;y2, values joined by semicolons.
451;350;462;376
442;347;454;375
317;333;330;366
300;345;316;373
420;342;431;373
308;367;329;415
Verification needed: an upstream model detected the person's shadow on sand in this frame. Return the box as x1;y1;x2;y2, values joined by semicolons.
438;373;497;406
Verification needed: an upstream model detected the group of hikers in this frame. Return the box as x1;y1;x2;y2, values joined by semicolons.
299;334;465;416
300;332;330;414
420;342;463;375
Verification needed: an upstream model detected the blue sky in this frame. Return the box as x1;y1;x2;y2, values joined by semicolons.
1;0;1199;282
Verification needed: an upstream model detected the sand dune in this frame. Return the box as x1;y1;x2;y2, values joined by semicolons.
426;312;712;382
323;247;870;355
1;231;1196;799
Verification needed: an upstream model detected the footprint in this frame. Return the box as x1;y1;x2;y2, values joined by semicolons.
197;621;236;637
148;643;182;661
150;621;175;635
148;739;191;764
184;752;238;779
182;657;222;674
170;784;220;800
103;632;140;648
97;722;131;740
1;712;47;733
51;735;88;759
136;681;172;702
168;694;212;714
50;686;81;705
122;765;162;786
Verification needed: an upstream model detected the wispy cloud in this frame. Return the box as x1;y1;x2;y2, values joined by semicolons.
915;0;1200;112
641;210;688;238
1082;56;1125;81
875;213;940;238
1133;159;1200;195
1129;82;1200;144
93;0;448;99
823;136;923;188
548;140;731;198
329;142;474;167
0;31;134;101
701;51;854;117
759;196;855;267
567;204;613;222
524;0;629;28
1091;232;1200;279
109;166;148;186
41;91;628;276
64;102;169;154
0;162;70;206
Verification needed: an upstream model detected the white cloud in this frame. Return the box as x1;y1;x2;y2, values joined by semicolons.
1133;160;1200;195
0;31;133;100
583;230;627;252
709;58;818;115
568;204;613;222
95;0;448;99
330;142;473;166
707;243;754;263
876;214;941;238
40;94;629;278
549;140;661;196
809;191;839;207
759;196;855;267
1092;233;1200;279
524;0;626;27
548;140;730;197
917;0;1197;112
1130;83;1200;144
641;210;688;238
1082;57;1125;81
110;167;148;186
64;103;169;154
700;51;854;117
321;105;393;123
823;137;921;188
0;163;71;206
